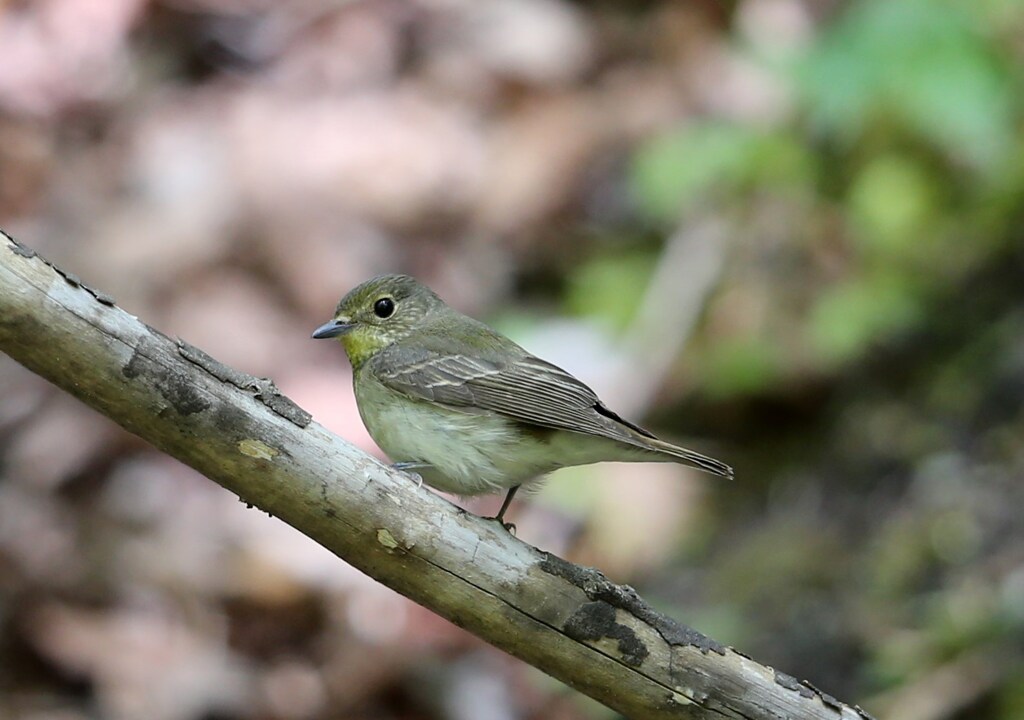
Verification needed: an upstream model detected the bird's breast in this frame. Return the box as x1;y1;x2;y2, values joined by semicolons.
351;368;651;496
353;370;532;494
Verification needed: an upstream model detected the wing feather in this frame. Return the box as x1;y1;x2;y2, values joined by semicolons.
367;340;733;479
369;343;733;478
371;346;623;439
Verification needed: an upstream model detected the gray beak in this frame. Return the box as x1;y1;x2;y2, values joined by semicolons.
312;319;356;339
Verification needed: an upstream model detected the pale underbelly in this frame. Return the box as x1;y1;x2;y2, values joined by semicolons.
353;373;628;495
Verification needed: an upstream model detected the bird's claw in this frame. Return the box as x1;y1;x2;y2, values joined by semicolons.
484;516;516;534
390;462;427;488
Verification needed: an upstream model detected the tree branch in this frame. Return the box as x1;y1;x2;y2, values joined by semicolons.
0;230;873;720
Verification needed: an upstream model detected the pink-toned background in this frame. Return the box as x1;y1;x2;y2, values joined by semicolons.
2;1;1023;719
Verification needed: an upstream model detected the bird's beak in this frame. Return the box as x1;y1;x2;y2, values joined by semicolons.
311;318;356;339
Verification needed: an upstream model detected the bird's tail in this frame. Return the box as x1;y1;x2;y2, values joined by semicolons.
593;402;733;479
639;436;734;480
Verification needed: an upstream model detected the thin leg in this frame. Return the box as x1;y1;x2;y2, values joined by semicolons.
494;485;521;530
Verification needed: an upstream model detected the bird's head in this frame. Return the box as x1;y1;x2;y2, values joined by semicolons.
312;274;444;367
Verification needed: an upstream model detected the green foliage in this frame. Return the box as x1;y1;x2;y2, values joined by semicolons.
701;335;783;398
847;155;938;258
628;0;1024;384
630;124;813;224
620;0;1024;713
998;675;1024;720
564;250;657;330
802;0;1016;169
809;273;924;363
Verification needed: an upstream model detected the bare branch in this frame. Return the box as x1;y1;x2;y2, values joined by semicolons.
0;230;873;720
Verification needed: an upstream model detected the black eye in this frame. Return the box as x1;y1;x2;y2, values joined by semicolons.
373;297;395;319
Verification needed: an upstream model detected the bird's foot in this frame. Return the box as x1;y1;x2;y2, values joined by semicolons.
390;462;430;488
487;485;521;534
484;516;516;535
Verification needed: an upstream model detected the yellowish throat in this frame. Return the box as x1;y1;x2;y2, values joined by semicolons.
313;274;732;524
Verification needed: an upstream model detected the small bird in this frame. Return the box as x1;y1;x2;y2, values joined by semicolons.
313;274;732;525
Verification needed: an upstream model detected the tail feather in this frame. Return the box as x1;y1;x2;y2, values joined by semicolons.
593;402;733;479
643;436;734;479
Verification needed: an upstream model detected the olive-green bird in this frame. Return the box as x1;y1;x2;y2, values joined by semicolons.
313;274;732;524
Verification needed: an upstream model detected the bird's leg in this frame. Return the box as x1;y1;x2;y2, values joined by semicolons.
390;462;431;488
492;485;521;533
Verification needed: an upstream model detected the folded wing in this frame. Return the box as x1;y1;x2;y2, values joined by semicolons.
370;344;721;457
370;338;733;479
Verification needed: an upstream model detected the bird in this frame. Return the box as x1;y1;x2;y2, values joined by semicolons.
312;274;732;525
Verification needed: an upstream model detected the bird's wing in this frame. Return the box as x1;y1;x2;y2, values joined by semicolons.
369;345;654;442
370;344;735;479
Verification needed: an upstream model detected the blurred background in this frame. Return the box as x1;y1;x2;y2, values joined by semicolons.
1;0;1023;718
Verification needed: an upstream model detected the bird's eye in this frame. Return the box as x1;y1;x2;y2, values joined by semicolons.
373;297;395;319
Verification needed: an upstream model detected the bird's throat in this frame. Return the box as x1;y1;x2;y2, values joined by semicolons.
340;330;389;369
